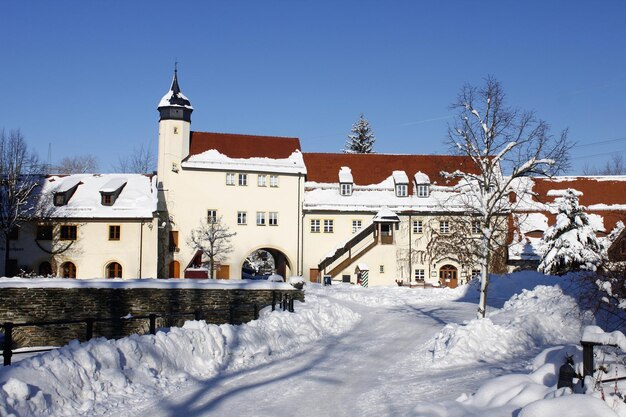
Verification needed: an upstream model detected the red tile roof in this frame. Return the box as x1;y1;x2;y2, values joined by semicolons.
302;153;479;187
533;177;626;207
189;131;301;159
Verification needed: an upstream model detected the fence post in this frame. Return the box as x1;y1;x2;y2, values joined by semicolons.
3;322;13;366
254;303;259;320
289;295;294;313
582;341;596;378
272;291;276;311
282;294;288;311
194;310;202;321
149;314;157;335
85;318;94;340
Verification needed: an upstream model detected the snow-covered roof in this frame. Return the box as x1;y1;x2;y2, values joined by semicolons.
42;174;157;219
99;178;127;193
184;149;307;175
338;167;353;183
373;207;400;223
54;177;82;194
158;72;193;110
414;171;430;184
356;263;369;271
392;170;409;184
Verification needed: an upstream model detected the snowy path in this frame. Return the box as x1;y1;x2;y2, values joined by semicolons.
123;292;521;417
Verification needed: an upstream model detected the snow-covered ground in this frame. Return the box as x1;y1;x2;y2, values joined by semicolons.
1;271;625;416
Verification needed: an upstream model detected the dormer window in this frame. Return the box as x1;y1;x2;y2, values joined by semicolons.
416;184;429;198
100;178;127;206
53;178;82;206
396;184;408;197
392;171;409;198
414;172;430;198
338;167;354;197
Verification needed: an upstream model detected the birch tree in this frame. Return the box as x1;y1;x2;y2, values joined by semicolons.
0;129;44;276
188;216;236;279
444;77;570;318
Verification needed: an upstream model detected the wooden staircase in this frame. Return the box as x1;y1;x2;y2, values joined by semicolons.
318;222;378;278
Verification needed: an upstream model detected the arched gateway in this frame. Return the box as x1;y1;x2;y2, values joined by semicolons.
242;248;292;280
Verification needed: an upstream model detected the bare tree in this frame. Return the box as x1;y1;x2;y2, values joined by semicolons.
582;154;626;175
54;155;98;174
0;129;44;276
187;216;236;279
115;143;156;173
445;76;570;318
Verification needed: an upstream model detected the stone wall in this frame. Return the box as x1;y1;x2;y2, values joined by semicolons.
0;287;304;348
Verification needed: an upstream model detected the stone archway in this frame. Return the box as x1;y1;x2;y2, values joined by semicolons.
439;264;458;288
242;248;292;280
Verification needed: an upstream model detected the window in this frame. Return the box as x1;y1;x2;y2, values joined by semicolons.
352;220;362;233
258;175;267;187
439;220;450;234
109;225;121;241
8;227;18;240
415;269;425;281
169;231;179;252
54;194;66;206
60;225;77;240
256;211;266;226
226;173;235;186
412;220;423;234
237;211;247;225
238;173;248;186
61;262;76;278
270;175;279;187
37;225;53;240
324;219;334;233
38;261;52;277
471;220;481;234
471;269;481;279
310;219;320;233
340;183;353;196
396;184;408;197
106;262;122;279
207;209;217;223
101;194;114;206
379;265;385;273
269;212;278;226
417;185;429;198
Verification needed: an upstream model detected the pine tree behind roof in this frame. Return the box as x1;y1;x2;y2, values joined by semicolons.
344;114;375;153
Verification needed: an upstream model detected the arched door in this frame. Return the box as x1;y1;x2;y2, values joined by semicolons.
439;265;458;288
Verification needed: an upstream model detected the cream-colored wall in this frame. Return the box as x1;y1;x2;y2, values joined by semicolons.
161;168;303;279
3;218;158;278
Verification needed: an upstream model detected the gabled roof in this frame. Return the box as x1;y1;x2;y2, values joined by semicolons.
189;131;301;159
302;153;478;188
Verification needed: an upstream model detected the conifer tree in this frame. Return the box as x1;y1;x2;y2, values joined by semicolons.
538;189;602;275
344;114;375;153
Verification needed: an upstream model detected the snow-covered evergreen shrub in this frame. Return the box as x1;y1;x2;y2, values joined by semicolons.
538;189;603;275
344;114;375;153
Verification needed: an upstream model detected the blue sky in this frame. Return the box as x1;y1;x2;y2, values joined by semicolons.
1;1;625;173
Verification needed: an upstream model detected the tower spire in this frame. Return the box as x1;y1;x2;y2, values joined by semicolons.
158;66;193;122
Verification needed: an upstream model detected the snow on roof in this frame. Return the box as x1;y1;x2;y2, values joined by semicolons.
546;189;582;197
356;263;369;271
158;90;193;110
54;177;82;193
338;167;353;183
100;178;127;193
42;174;157;219
392;170;409;184
183;149;307;175
373;207;400;222
414;171;430;184
515;213;549;234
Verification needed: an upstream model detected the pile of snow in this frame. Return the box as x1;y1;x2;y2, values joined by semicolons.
428;282;583;367
0;293;359;417
414;343;625;417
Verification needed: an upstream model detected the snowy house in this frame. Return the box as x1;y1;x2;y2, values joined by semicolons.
0;174;158;278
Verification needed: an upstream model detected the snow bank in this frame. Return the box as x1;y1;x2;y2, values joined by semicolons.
428;276;583;367
0;294;360;417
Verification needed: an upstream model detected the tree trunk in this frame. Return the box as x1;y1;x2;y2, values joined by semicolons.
3;233;10;277
477;251;491;319
209;255;215;279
